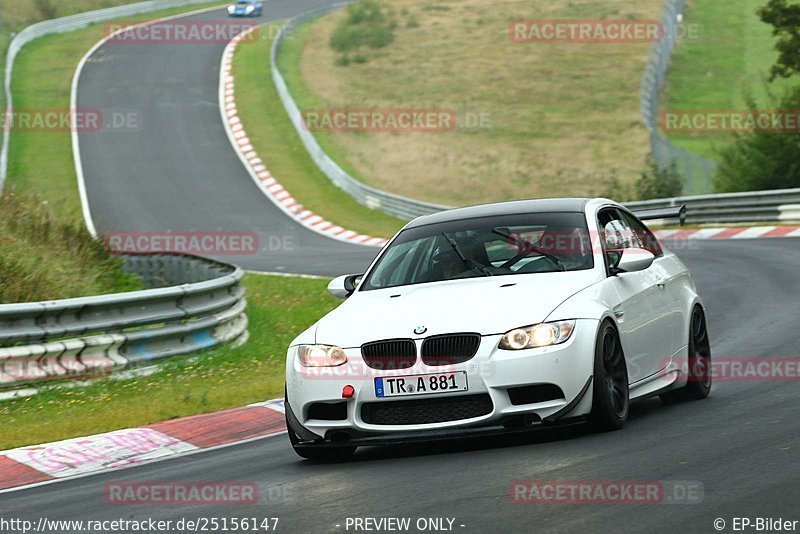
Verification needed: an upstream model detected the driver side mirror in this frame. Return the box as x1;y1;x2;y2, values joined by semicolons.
327;274;363;299
610;248;654;275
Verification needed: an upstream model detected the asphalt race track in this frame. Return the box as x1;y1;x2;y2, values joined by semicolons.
75;1;378;275
4;238;800;532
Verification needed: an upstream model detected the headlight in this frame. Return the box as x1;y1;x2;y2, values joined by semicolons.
499;320;576;350
228;5;235;13
297;345;348;367
246;5;254;12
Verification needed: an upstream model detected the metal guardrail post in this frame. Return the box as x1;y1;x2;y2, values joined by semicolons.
0;254;247;391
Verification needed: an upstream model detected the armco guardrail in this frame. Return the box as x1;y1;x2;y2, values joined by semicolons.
626;188;800;225
0;0;216;189
0;254;247;390
639;0;716;195
271;4;448;221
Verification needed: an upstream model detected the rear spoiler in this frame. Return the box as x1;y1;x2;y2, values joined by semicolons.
632;204;686;226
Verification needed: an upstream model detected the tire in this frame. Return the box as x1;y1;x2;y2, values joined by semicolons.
285;396;356;461
661;306;712;403
589;321;630;431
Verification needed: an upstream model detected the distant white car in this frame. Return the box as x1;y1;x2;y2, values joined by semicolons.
227;0;263;17
285;198;711;460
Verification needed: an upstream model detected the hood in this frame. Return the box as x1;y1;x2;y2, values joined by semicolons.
315;271;600;348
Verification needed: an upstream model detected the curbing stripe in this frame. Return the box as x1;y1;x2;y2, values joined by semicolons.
764;226;800;238
218;24;388;248
710;227;748;239
0;456;53;490
0;399;287;492
654;226;800;241
731;226;775;239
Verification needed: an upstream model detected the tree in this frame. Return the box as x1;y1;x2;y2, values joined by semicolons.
715;87;800;192
758;0;800;81
635;159;684;200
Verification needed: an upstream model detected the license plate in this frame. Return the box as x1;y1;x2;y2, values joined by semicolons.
374;371;468;398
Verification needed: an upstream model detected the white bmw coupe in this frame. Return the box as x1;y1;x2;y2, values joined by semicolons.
285;198;711;459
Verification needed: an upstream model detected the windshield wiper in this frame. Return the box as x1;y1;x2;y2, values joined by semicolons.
441;233;493;277
491;229;565;270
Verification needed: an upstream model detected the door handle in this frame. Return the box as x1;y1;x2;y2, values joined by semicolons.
656;277;668;289
614;309;624;318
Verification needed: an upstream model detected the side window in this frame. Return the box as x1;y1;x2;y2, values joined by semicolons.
597;208;632;273
620;211;664;257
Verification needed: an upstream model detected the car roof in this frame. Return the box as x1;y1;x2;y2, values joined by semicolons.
405;198;598;229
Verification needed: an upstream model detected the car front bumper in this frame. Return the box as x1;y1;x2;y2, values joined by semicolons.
285;319;599;445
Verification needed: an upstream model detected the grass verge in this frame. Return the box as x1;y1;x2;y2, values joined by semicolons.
232;24;405;237
6;1;227;220
0;190;141;303
278;0;665;206
661;0;794;160
0;273;337;450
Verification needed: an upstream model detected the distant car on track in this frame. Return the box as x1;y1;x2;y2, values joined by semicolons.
227;0;263;17
285;198;711;460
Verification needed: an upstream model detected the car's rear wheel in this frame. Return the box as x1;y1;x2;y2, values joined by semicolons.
589;321;629;431
661;306;712;402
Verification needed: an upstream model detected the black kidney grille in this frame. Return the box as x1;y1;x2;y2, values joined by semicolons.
361;339;417;370
361;394;493;425
421;334;481;366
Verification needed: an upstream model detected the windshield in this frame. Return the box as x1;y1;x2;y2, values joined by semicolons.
361;212;593;291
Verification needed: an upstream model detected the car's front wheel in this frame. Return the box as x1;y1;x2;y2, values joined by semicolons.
661;306;712;403
589;321;629;431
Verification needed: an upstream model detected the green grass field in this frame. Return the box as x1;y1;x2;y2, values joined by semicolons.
232;25;405;237
0;273;338;450
661;0;794;160
279;0;666;206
